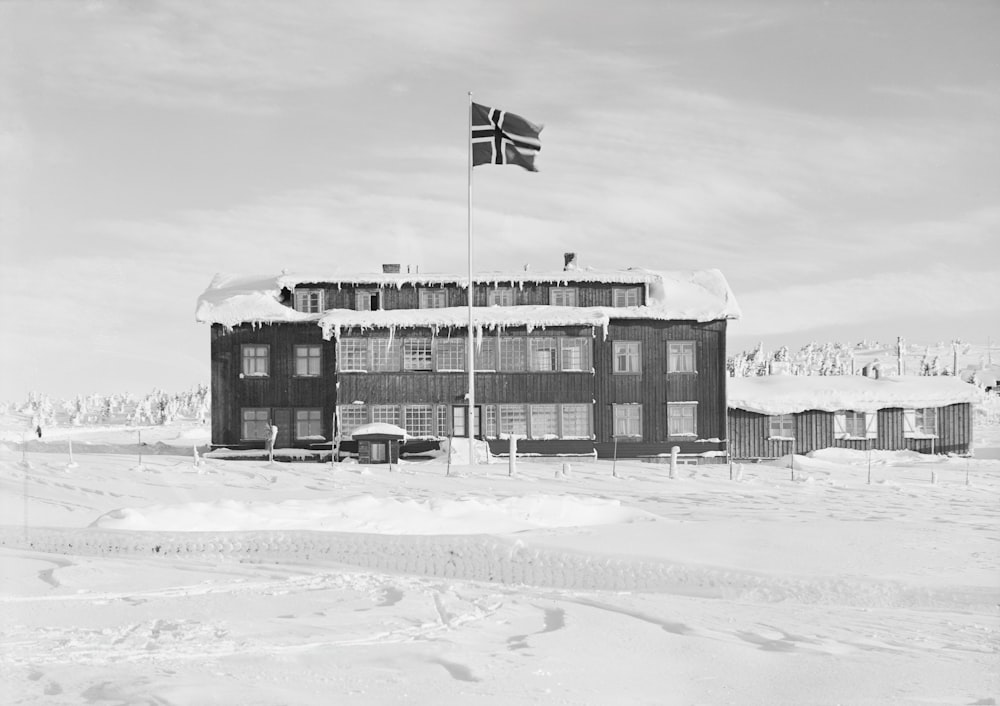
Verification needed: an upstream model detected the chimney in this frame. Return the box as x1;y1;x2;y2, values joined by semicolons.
563;252;577;270
382;264;401;274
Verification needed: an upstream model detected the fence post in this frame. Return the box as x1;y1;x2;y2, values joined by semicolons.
669;446;679;479
612;436;619;478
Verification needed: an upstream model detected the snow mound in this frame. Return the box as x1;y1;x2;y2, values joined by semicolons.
89;494;654;534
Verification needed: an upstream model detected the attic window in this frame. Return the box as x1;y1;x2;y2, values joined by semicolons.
356;289;380;311
550;287;578;306
419;288;448;309
612;287;641;307
488;287;514;306
294;289;324;313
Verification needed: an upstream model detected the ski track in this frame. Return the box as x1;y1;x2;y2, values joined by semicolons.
1;526;993;612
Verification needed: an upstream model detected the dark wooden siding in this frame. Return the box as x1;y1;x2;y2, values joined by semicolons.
295;281;646;311
338;371;594;405
593;320;727;454
210;323;337;448
728;403;973;459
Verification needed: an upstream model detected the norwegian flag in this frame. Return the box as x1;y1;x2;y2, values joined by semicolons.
471;102;543;172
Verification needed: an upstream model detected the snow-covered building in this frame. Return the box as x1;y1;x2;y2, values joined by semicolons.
727;375;979;460
196;259;741;460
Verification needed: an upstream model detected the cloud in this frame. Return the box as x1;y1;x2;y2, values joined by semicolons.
734;266;1000;338
5;0;524;112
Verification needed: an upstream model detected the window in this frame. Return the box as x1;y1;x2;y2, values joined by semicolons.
355;289;380;311
499;337;527;371
370;339;401;371
668;403;697;437
293;289;324;313
435;338;466;371
474;337;497;371
403;405;433;437
915;408;937;435
241;345;269;377
294;345;321;377
371;404;399;426
768;414;795;439
338;339;368;371
844;411;865;438
338;405;368;438
530;405;558;438
613;404;642;438
487;287;513;306
483;405;498;438
550;287;578;306
241;408;270;440
560;338;589;371
498;404;528;437
529;337;558;371
612;287;641;307
419;288;448;309
613;342;641;374
904;408;938;438
295;409;323;439
561;404;591;438
403;338;432;371
667;342;696;373
835;411;877;440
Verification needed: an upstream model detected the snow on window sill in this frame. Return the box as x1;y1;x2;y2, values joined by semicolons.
767;436;795;441
669;433;698;438
904;433;939;439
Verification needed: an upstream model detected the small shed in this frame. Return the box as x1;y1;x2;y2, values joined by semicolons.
351;423;407;465
728;375;980;460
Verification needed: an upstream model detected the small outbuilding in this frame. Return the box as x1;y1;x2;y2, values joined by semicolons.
728;375;980;460
350;423;407;465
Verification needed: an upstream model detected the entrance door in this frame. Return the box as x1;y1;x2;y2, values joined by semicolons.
271;408;293;448
370;442;388;462
451;406;482;438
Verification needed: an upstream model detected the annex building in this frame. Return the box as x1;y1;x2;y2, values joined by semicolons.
727;374;979;460
196;258;741;461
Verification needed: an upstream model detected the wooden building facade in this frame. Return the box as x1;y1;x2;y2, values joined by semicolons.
727;375;978;460
198;264;741;461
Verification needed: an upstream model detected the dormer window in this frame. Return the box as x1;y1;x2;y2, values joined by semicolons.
294;289;324;313
612;287;641;307
355;289;380;311
550;287;578;306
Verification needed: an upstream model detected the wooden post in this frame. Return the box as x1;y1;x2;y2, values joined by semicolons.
669;446;679;479
508;435;517;477
867;440;872;485
22;433;28;539
612;436;619;478
137;429;142;468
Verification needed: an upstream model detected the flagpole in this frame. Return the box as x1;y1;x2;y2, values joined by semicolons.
467;91;476;467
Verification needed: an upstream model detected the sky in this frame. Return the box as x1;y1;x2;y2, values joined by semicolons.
2;0;999;400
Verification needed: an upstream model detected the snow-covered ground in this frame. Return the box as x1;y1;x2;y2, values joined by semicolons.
1;417;997;705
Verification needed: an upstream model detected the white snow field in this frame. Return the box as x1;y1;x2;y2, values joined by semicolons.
1;418;998;705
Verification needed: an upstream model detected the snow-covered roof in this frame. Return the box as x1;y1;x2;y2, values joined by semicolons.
727;375;981;415
195;274;319;329
350;422;407;439
196;268;741;332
